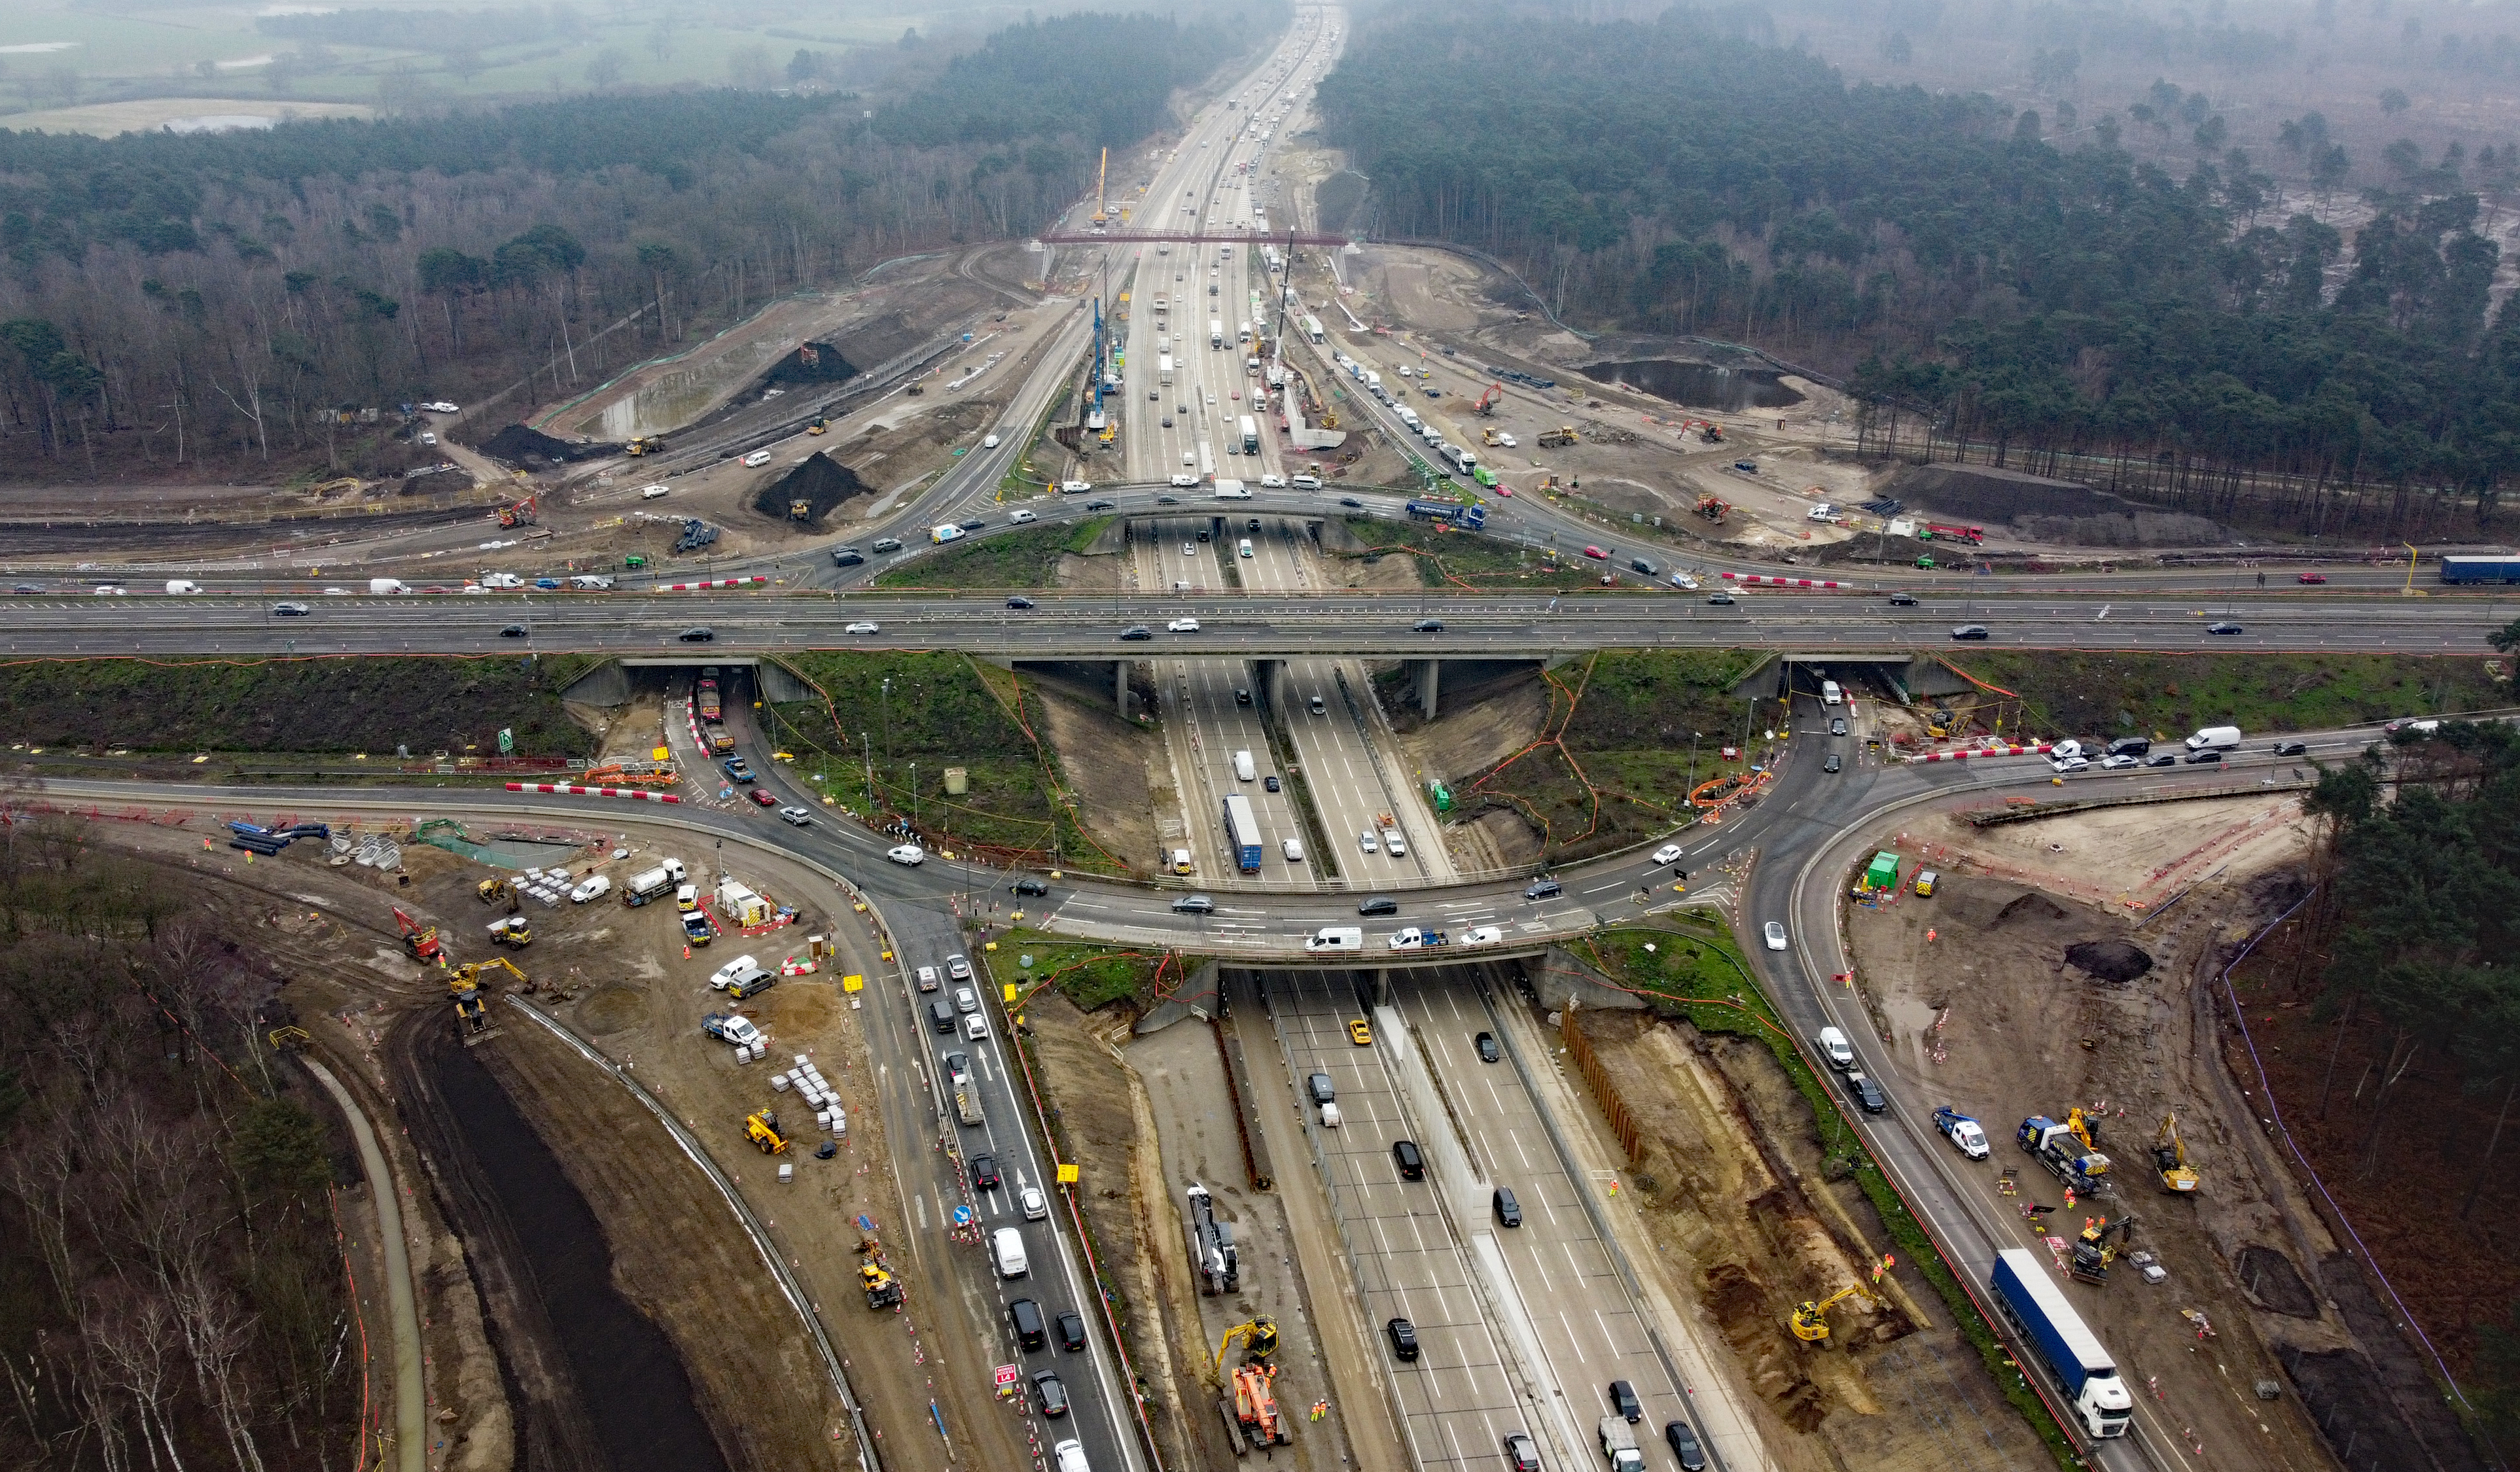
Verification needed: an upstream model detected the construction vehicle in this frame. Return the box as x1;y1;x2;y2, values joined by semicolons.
2019;1115;2111;1193
626;435;666;456
745;1110;788;1155
1699;422;1724;443
789;499;814;521
1790;1285;1875;1344
2065;1107;2103;1154
1921;521;1986;544
2070;1216;2138;1284
477;876;520;910
807;415;828;435
395;906;445;964
488;915;531;949
1480;425;1501;446
1215;1318;1280;1371
450;956;527;1000
858;1234;904;1308
1537;425;1578;448
267;1025;311;1052
1185;1182;1239;1295
1694;494;1730;524
1089;147;1110;228
1473;382;1502;415
497;493;539;529
453;990;491;1036
2153;1115;2199;1193
1222;1362;1288;1454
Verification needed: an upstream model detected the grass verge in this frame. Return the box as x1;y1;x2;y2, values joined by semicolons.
871;519;1109;590
1946;650;2510;737
980;927;1190;1012
1575;917;2080;1469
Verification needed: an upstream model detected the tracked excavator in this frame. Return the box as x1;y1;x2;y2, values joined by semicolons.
476;877;519;911
1214;1318;1279;1371
2071;1216;2140;1284
395;905;444;964
2154;1115;2199;1193
1790;1285;1876;1344
859;1234;904;1308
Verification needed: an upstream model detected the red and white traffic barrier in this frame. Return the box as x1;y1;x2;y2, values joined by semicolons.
1720;572;1844;588
652;576;768;591
506;782;683;802
1908;743;2053;763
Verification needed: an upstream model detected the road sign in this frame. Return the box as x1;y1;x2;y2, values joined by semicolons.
842;973;864;993
1057;1163;1080;1185
994;1364;1020;1388
951;1205;974;1228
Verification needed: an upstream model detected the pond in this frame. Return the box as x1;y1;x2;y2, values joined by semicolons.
1589;359;1803;412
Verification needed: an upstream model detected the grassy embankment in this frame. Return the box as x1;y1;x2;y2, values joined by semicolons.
870;517;1113;591
1945;650;2508;737
978;927;1194;1012
763;652;1127;871
1580;918;2079;1469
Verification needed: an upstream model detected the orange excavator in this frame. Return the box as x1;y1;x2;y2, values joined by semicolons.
1473;382;1502;415
395;905;445;964
1695;494;1730;524
497;493;539;529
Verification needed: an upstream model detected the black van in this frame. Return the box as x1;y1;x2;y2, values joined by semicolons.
929;998;956;1033
1009;1297;1046;1352
1493;1187;1522;1228
1392;1139;1425;1180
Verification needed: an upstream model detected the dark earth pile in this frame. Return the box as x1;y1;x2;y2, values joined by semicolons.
751;452;874;525
760;341;861;387
2064;938;2154;982
477;423;612;466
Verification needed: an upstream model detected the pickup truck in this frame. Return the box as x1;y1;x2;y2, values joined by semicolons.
720;756;754;784
1386;927;1448;951
702;1012;762;1050
1933;1106;1991;1158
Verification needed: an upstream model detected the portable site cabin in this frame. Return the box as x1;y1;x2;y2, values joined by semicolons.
1863;852;1902;892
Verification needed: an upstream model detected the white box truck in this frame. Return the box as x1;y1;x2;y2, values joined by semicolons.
368;578;410;595
1233;750;1257;781
1158;352;1174;386
1210;319;1226;348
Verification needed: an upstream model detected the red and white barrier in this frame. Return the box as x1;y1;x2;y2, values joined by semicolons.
506;782;682;802
651;576;768;591
1720;572;1844;589
1908;743;2054;763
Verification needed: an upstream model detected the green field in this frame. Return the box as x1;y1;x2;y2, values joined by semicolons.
1942;651;2510;738
1334;513;1584;589
979;928;1188;1012
872;518;1110;590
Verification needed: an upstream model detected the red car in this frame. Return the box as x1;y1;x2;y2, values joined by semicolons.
749;788;779;807
2296;572;2328;584
1583;546;1607;559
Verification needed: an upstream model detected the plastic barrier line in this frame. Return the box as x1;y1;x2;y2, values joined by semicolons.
503;782;682;802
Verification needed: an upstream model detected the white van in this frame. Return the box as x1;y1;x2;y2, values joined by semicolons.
1283;839;1304;864
164;580;202;595
741;449;773;467
1172;847;1195;875
931;524;967;545
1305;926;1365;952
982;432;1001;448
1820;680;1843;706
640;484;669;499
1233;750;1257;781
1238;538;1254;559
2185;724;2243;751
1318;1102;1342;1128
1815;1026;1856;1070
568;875;612;903
991;1227;1029;1278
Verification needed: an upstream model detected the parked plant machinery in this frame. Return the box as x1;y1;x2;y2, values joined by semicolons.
1537;425;1578;448
2019;1113;2112;1193
790;499;815;521
476;876;520;911
1223;1361;1288;1454
859;1233;904;1308
1215;1317;1280;1371
626;436;667;456
1473;382;1502;415
1699;421;1724;443
497;493;539;529
1790;1284;1877;1344
488;915;532;949
395;905;445;964
745;1110;788;1155
2153;1115;2200;1194
807;415;828;436
1694;494;1730;524
267;1025;311;1053
2070;1216;2139;1284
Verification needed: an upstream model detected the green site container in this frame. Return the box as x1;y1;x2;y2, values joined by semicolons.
1864;851;1901;890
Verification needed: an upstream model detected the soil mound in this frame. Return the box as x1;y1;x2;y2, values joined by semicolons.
477;423;611;466
1994;890;2067;926
2063;938;2153;982
750;453;873;525
760;341;860;387
1884;463;2231;547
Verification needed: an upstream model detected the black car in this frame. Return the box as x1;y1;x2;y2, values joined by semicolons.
1392;1138;1425;1180
1888;591;1918;606
1385;1317;1419;1361
1264;775;1281;792
970;1153;1001;1190
1608;1380;1642;1423
1411;618;1444;633
1007;597;1035;609
1084;500;1115;511
1475;1032;1500;1063
1823;752;1843;773
679;627;715;642
498;623;528;638
1247;519;1262;532
2146;752;2179;767
1503;1433;1542;1472
1031;1370;1069;1418
960;519;987;531
2186;748;2224;763
1828;716;1847;737
1663;1420;1708;1471
1707;591;1735;605
1012;877;1050;896
1493;1187;1522;1227
1155;495;1180;504
1845;1072;1888;1113
1951;624;1991;640
1523;879;1563;900
1235;687;1252;705
1170;894;1215;915
272;601;311;616
1340;497;1363;508
2273;739;2308;756
1056;1310;1088;1352
831;548;864;567
1119;625;1154;640
1358;896;1399;916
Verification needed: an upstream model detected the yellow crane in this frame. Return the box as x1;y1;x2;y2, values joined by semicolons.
1789;1286;1875;1344
1215;1317;1280;1371
1090;147;1110;228
2153;1115;2199;1193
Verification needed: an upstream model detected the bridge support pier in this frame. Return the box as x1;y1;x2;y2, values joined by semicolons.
1253;657;1289;716
1374;968;1393;1009
1410;659;1441;720
1115;659;1133;721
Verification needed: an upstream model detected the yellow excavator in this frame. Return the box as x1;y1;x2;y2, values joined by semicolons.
2065;1107;2103;1153
745;1110;788;1154
1790;1286;1875;1344
477;876;519;911
2154;1115;2199;1193
859;1233;904;1308
1215;1317;1280;1371
449;956;527;1038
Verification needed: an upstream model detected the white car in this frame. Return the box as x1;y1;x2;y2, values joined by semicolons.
1762;921;1788;952
845;621;880;635
2099;754;2139;769
1061;480;1093;494
92;584;126;595
1358;830;1378;854
1651;843;1685;866
1669;572;1699;590
1259;473;1287;488
1495;432;1517;447
2050;755;2090;773
1167;618;1201;633
779;807;813;826
417;431;438;446
640;484;669;499
887;844;927;866
964;1011;991;1040
1170;473;1200;488
1020;1184;1050;1221
422;400;459;413
741;449;773;467
1010;509;1037;523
